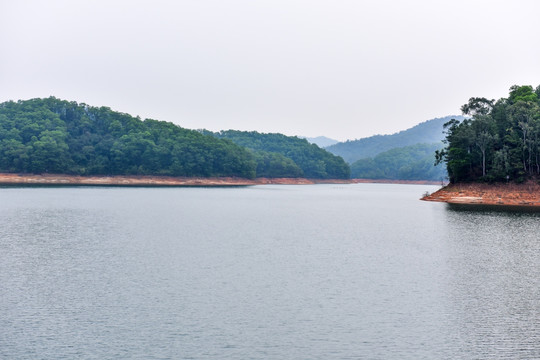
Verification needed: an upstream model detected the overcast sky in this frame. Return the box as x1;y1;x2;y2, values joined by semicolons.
1;0;539;141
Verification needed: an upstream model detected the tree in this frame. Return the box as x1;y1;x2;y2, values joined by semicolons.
472;116;496;177
30;130;71;173
509;85;538;103
461;97;494;116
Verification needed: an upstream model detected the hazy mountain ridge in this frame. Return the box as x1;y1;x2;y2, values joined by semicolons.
299;136;339;148
326;115;466;164
350;142;447;181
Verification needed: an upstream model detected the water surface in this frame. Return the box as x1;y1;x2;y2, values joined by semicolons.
1;184;538;359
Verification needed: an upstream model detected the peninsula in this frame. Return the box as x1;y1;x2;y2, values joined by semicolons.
425;84;540;206
422;181;540;206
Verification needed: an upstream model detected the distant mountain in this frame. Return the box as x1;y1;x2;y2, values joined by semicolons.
300;136;339;148
326;115;466;164
350;142;447;181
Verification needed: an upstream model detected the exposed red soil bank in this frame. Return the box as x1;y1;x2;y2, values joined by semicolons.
422;181;540;206
0;173;449;186
0;173;354;186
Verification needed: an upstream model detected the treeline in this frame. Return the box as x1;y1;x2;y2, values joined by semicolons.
204;130;351;179
0;97;350;179
351;143;446;181
437;85;540;183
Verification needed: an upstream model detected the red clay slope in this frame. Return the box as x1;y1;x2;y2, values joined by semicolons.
422;181;540;206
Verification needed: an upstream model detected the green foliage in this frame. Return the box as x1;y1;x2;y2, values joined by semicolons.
253;151;303;178
206;130;350;179
350;143;447;181
0;97;257;178
438;85;540;183
0;97;350;179
460;97;494;116
509;85;538;103
326;115;466;163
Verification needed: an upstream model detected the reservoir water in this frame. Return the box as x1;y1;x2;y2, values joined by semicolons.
1;184;539;359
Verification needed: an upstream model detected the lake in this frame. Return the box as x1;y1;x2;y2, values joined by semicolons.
1;184;539;359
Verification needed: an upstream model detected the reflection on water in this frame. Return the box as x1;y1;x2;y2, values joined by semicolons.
443;203;540;359
447;203;540;214
0;184;538;359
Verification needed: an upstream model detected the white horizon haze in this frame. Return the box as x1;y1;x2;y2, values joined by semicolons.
1;0;539;142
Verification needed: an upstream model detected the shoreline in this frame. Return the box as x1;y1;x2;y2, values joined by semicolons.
421;181;540;206
0;173;444;187
0;173;353;186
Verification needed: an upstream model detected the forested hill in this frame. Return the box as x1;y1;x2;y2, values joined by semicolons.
326;115;466;164
204;130;350;179
437;85;540;183
0;97;351;179
0;97;258;178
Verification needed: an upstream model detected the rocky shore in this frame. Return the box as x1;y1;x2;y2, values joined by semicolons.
422;181;540;206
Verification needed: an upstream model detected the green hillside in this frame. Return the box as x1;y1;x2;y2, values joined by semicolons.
205;130;350;179
326;115;466;164
0;97;351;180
0;97;258;178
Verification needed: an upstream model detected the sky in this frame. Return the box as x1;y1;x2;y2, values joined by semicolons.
1;0;539;141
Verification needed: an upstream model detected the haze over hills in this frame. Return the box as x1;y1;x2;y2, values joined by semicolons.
326;115;467;164
300;136;339;148
350;143;447;181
